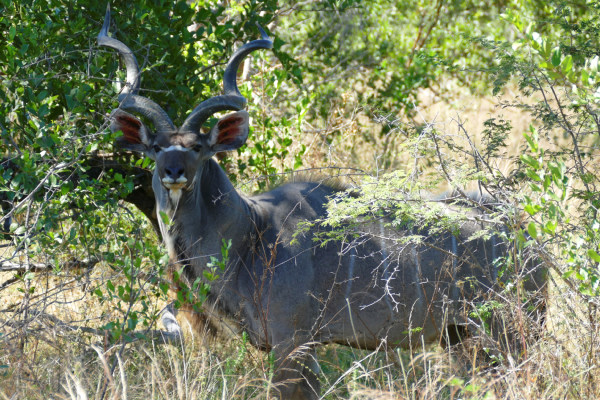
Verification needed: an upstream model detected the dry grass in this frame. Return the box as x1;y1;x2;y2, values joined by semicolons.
0;324;270;399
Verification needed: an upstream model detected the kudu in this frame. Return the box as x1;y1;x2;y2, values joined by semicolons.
98;7;546;400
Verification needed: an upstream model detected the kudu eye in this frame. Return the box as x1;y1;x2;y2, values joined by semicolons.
192;144;203;152
152;145;162;153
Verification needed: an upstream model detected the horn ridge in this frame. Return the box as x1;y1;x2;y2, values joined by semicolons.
118;93;176;133
223;34;273;97
180;94;246;134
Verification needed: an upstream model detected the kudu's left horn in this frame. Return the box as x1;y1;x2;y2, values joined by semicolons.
180;24;273;134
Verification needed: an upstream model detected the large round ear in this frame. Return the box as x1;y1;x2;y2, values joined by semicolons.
207;111;249;152
111;110;154;153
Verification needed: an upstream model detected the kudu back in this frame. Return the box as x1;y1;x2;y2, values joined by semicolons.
98;7;546;400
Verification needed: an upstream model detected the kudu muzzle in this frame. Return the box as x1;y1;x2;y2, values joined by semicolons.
158;150;194;191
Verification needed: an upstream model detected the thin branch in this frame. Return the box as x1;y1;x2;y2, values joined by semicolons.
0;276;19;291
0;258;99;273
1;309;183;346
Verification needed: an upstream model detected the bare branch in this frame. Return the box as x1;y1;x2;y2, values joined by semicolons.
1;308;183;346
0;258;99;273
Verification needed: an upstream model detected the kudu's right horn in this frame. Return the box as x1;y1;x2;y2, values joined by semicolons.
97;4;176;133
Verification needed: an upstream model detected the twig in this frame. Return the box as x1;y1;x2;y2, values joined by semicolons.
1;309;183;346
0;258;99;272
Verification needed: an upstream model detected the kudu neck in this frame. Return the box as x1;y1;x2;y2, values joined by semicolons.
157;158;258;264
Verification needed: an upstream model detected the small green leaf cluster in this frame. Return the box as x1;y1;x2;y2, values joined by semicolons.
521;128;599;295
172;238;231;311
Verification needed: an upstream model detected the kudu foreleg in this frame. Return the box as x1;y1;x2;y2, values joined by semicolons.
271;346;321;400
160;303;183;343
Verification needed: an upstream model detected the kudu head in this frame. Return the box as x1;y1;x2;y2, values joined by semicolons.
98;5;272;201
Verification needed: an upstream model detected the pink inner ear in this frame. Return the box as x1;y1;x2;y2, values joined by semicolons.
117;115;143;144
217;117;244;145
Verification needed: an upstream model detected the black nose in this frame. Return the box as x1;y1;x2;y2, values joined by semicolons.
165;166;184;179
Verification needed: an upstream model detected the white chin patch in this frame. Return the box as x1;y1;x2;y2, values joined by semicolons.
169;189;182;204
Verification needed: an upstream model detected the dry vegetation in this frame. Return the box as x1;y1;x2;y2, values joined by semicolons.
2;85;598;399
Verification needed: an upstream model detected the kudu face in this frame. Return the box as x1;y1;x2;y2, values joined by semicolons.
111;110;249;201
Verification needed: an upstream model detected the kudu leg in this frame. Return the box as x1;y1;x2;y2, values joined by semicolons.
271;346;320;400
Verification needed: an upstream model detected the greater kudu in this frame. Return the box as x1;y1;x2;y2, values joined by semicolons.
98;7;546;399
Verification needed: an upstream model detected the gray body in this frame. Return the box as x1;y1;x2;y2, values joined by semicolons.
156;158;544;399
165;161;495;350
168;160;488;352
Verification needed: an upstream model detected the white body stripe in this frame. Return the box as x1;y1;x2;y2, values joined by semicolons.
491;235;498;280
379;221;393;313
345;247;356;300
411;246;425;305
451;235;459;300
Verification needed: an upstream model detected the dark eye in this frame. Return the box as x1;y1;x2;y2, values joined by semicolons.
152;145;162;153
192;144;203;152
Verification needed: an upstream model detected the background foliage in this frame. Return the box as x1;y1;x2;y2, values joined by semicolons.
2;0;600;398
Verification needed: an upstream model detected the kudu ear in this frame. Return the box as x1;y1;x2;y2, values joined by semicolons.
207;111;249;152
111;110;154;153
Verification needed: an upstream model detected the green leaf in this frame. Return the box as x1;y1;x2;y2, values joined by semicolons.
159;282;169;295
530;183;542;192
159;211;171;225
544;220;557;235
523;130;539;153
541;39;552;58
551;48;561;67
588;249;600;263
524;204;541;216
581;69;590;84
561;55;573;74
527;222;538;239
525;170;542;182
521;154;540;169
548;70;562;80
